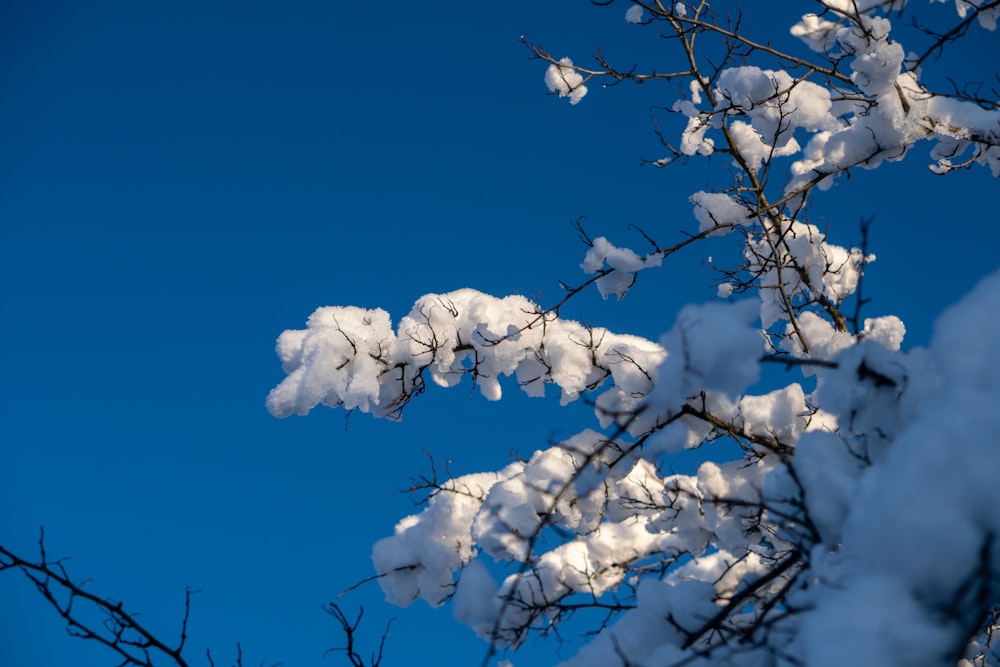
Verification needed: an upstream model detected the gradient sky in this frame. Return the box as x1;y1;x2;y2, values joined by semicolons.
2;2;998;666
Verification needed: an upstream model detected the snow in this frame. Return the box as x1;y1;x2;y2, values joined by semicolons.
690;191;752;233
796;268;1000;663
799;574;957;667
678;114;715;156
266;305;396;417
726;119;801;170
372;469;511;606
580;236;663;299
790;431;864;546
544;57;587;105
747;220;872;329
453;558;501;639
737;384;808;446
624;5;643;24
267;289;666;417
713;66;842;154
646;299;762;413
580;236;646;273
790;13;840;52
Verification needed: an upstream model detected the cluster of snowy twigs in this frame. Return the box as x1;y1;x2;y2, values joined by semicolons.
268;2;1000;666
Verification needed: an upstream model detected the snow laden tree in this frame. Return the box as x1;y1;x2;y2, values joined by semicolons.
268;2;1000;666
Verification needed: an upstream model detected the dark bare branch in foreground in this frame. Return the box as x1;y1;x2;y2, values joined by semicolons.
323;605;393;667
0;529;197;667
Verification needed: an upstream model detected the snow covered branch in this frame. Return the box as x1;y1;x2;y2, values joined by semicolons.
268;2;1000;665
266;289;667;421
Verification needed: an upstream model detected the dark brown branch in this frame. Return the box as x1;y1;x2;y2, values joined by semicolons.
0;530;194;667
323;604;394;667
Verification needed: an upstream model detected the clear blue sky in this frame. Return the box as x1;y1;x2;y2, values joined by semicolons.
2;2;997;666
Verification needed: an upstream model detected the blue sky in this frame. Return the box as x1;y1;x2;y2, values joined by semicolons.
2;2;997;666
